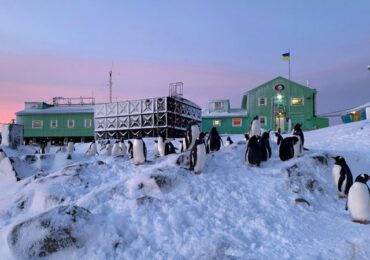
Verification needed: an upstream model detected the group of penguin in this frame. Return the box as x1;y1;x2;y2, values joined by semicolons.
332;156;370;224
245;116;303;167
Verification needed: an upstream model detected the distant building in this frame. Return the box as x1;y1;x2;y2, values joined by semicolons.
341;102;370;123
16;97;95;144
1;123;24;148
95;83;202;139
202;76;329;134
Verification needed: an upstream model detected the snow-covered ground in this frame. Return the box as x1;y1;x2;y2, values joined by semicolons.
0;121;369;259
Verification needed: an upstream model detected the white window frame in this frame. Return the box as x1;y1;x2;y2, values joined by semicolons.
232;118;242;127
213;119;221;127
32;120;43;129
259;116;267;126
67;119;75;129
291;97;304;106
84;119;92;128
50;120;58;129
258;97;267;107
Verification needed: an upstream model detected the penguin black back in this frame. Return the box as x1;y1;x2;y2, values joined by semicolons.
207;127;222;152
246;135;261;166
259;132;271;161
279;136;298;161
333;156;353;195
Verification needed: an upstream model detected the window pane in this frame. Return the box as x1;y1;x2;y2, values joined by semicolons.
291;97;303;105
32;120;43;128
67;120;75;128
213;119;221;126
259;98;266;106
215;102;223;110
85;119;92;128
50;120;57;128
232;118;242;127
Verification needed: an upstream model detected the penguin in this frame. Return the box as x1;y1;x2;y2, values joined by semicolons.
39;142;46;155
184;125;192;151
292;135;302;157
244;133;250;141
154;140;160;157
164;141;177;155
86;141;98;156
259;131;272;161
207;127;222;152
332;156;353;198
119;140;127;156
189;132;207;174
157;134;166;156
245;135;261;166
279;136;300;161
127;140;133;158
101;140;112;156
226;136;233;146
189;122;200;150
293;123;304;149
248;116;261;138
45;139;51;154
133;138;147;165
66;141;75;159
274;132;283;145
347;174;370;224
181;137;188;152
112;140;123;156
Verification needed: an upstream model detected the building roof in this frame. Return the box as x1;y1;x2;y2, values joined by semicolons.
202;108;248;118
16;105;94;116
341;102;370;115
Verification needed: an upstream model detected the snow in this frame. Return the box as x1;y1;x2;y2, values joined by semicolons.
0;120;369;259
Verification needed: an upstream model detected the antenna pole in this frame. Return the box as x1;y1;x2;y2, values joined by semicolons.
109;70;113;103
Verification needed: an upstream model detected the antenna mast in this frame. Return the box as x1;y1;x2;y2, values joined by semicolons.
108;70;113;103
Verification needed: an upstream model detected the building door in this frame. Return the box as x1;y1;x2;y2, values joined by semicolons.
275;116;285;132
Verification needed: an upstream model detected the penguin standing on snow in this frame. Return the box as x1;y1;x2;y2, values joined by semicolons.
112;140;123;156
274;132;283;145
347;174;370;224
86;141;98;156
248;116;261;138
207;127;222;152
133;137;147;165
101;140;112;156
189;132;207;174
189;122;201;150
279;136;300;161
332;156;353;198
226;136;233;146
157;134;166;156
127;141;133;158
259;131;272;161
245;135;262;166
66;140;75;159
293;123;305;150
154;140;160;157
119;140;127;156
39;141;46;155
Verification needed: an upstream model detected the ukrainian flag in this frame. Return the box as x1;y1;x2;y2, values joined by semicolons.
282;52;290;61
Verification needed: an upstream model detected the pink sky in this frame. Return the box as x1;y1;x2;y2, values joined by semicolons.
0;53;264;124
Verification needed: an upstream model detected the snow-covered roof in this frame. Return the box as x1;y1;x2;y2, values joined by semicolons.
202;108;248;118
16;105;94;115
341;102;370;115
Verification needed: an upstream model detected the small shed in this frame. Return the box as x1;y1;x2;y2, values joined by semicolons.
341;102;370;123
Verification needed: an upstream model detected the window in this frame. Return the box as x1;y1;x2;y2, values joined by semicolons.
232;118;242;127
50;120;58;128
259;116;267;125
258;97;267;107
32;120;43;129
214;102;224;110
84;119;92;128
291;97;304;106
213;119;221;127
67;119;75;128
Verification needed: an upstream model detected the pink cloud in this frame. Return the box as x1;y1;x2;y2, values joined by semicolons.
0;53;266;123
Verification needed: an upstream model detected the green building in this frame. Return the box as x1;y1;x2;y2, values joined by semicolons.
16;101;94;144
202;76;328;134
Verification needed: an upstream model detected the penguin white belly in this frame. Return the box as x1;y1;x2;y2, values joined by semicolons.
105;145;112;156
67;143;74;154
158;138;166;156
194;145;206;173
190;126;200;150
293;139;301;157
88;144;97;156
182;138;187;151
250;121;261;137
332;165;347;196
119;142;127;155
133;140;145;164
112;144;121;156
348;183;370;221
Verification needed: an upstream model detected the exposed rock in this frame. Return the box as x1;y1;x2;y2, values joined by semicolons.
150;175;171;189
136;196;156;206
295;198;310;206
310;155;328;165
8;205;93;258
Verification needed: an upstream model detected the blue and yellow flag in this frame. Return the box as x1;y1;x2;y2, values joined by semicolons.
282;52;290;61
